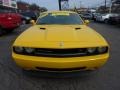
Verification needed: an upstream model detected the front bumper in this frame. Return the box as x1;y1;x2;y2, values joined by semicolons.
12;52;109;72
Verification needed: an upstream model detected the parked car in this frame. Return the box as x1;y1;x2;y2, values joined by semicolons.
81;13;93;20
78;13;83;17
78;13;84;20
95;13;118;23
0;9;21;35
12;11;109;72
93;13;101;21
108;14;120;25
20;12;37;21
20;15;31;24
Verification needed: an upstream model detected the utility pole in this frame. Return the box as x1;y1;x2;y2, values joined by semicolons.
105;0;107;12
109;0;112;13
79;1;82;8
58;0;62;10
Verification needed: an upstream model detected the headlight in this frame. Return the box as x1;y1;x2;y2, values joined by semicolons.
87;48;96;54
14;46;24;53
97;47;108;53
24;47;35;54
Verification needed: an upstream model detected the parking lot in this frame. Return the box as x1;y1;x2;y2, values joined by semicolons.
0;22;119;90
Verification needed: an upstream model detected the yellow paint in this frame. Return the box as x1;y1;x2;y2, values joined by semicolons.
52;12;70;16
12;11;109;71
40;13;48;18
13;53;109;71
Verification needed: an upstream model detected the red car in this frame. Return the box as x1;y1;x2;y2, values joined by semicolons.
0;11;21;35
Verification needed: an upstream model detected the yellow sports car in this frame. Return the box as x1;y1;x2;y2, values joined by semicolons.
12;11;109;72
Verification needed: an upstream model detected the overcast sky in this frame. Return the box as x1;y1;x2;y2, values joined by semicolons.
22;0;108;10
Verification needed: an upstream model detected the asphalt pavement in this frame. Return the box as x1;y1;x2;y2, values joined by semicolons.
0;22;120;90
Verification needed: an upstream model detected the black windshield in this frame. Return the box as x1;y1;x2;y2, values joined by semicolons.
36;13;83;25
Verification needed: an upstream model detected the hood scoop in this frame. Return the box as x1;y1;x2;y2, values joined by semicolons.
40;27;46;30
39;27;81;30
75;27;81;30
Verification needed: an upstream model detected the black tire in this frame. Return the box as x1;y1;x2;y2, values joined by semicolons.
104;19;109;24
5;29;15;33
4;28;15;33
0;27;3;36
94;19;96;22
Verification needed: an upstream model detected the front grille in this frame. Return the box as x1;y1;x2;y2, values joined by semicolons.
34;48;88;57
13;47;108;58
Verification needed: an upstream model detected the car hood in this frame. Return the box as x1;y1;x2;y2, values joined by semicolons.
14;25;108;48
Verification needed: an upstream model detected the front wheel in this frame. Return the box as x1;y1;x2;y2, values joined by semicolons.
0;27;4;36
5;29;15;33
104;19;109;24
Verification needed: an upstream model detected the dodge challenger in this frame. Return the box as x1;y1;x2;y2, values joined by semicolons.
12;11;109;72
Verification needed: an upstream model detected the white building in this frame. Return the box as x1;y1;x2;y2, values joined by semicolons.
0;0;17;9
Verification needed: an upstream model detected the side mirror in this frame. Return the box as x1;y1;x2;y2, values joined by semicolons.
30;20;36;25
84;20;90;25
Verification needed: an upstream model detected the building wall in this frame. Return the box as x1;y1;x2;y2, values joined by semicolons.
0;0;17;8
17;1;30;12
